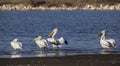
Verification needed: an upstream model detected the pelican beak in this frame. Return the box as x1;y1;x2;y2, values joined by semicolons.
64;40;68;45
34;36;41;41
48;31;54;37
98;33;103;37
34;37;38;41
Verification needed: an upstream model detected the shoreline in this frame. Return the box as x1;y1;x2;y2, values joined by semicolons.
0;54;120;66
0;4;120;11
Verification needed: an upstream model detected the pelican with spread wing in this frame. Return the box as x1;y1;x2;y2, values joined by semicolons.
47;28;68;48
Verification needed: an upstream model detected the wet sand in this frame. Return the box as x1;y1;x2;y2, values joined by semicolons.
0;54;120;66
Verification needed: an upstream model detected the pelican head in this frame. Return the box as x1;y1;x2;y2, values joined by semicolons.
13;38;18;42
98;30;106;37
34;36;42;41
48;28;58;37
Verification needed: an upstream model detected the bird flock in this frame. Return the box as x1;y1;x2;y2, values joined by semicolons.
6;28;116;50
7;28;68;50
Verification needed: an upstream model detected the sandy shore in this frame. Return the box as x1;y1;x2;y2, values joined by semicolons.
0;4;120;10
0;54;120;66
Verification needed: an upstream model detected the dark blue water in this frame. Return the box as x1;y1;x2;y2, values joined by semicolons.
0;10;120;58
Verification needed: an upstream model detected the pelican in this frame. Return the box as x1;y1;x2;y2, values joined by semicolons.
9;38;22;50
98;30;116;49
47;28;68;48
47;37;68;48
34;36;48;49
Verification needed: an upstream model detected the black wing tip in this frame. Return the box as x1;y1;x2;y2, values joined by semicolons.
65;40;68;45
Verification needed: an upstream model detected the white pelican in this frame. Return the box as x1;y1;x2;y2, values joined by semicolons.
47;37;68;48
47;28;68;48
34;36;48;49
9;38;22;50
98;30;116;49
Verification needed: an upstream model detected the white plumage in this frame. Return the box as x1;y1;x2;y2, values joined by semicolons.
34;36;48;49
10;38;22;50
47;37;68;48
98;30;116;49
47;28;68;48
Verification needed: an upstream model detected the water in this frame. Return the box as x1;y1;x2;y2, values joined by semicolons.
0;10;120;58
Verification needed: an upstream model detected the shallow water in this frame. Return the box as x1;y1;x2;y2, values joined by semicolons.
0;10;120;58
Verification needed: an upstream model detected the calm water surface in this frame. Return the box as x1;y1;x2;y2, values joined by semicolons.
0;10;120;58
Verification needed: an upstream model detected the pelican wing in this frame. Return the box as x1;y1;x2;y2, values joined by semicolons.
101;40;111;48
17;42;23;48
42;39;48;47
106;39;116;47
10;41;22;50
64;40;68;45
47;38;56;43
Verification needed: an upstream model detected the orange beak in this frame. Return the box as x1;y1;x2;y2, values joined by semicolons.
48;31;54;37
